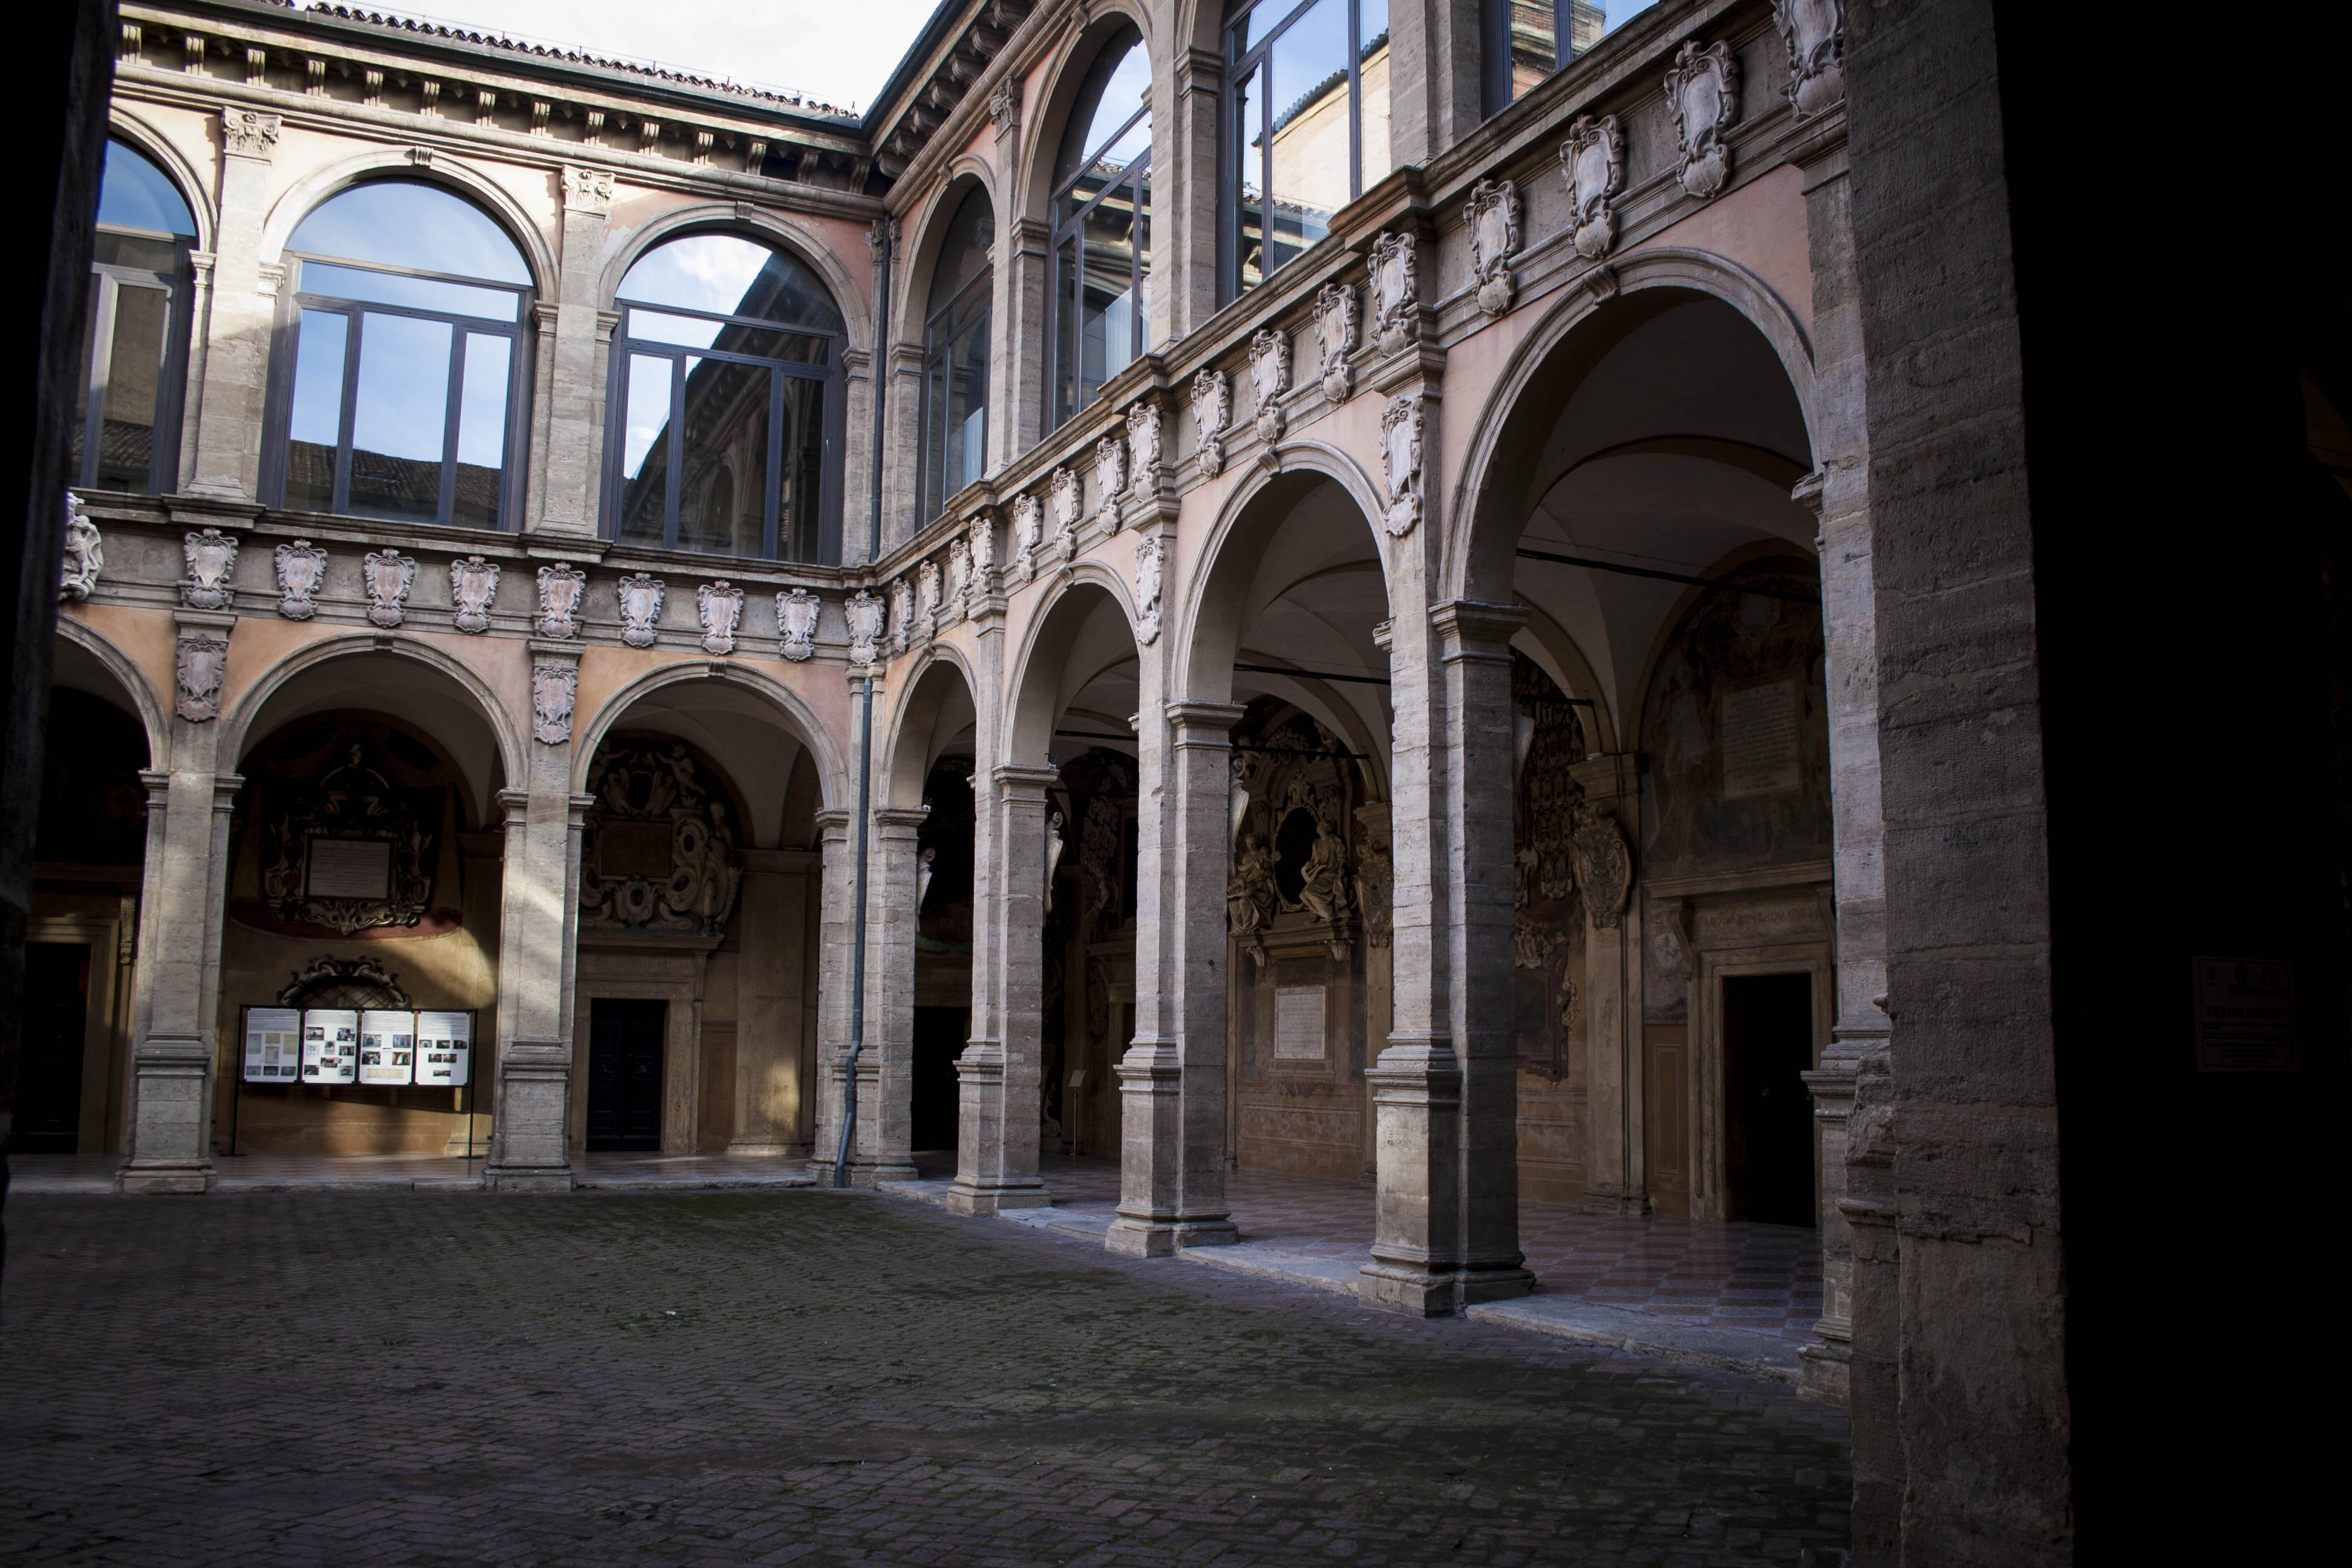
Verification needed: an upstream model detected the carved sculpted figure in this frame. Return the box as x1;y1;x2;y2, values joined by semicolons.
1561;114;1626;261
1133;535;1165;645
887;575;914;653
1380;393;1426;538
1312;282;1357;403
1368;231;1418;353
1227;823;1278;965
176;632;228;722
535;561;586;638
1249;328;1291;445
1464;180;1523;316
1013;492;1044;563
1774;0;1845;117
1296;807;1350;929
272;539;325;619
616;572;666;648
777;586;821;662
531;662;577;744
362;549;417;629
448;554;500;634
697;580;743;655
1125;399;1163;492
1190;368;1231;479
1043;811;1065;915
845;587;885;666
1665;39;1740;200
1050;467;1081;560
181;527;239;610
1094;431;1128;526
59;494;102;602
1355;837;1393;948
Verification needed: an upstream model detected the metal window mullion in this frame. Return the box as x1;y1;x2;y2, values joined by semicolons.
1130;153;1151;359
664;353;685;548
437;323;463;526
1347;0;1362;203
501;313;529;532
764;367;783;559
334;309;364;515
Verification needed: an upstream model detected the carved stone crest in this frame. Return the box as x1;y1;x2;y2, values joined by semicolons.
448;554;500;633
221;107;281;158
59;494;102;602
535;561;586;638
1380;394;1426;538
1050;467;1081;560
844;588;883;665
581;740;743;938
1570;804;1633;930
1775;0;1845;118
1465;180;1522;316
259;741;439;935
1190;368;1231;479
968;512;995;587
361;549;417;629
271;539;325;619
777;586;821;661
946;537;973;618
1013;492;1044;563
561;165;613;214
1125;399;1163;493
697;580;743;655
1665;39;1740;200
1561;114;1626;261
616;572;666;648
988;77;1022;134
887;575;914;653
1312;282;1357;403
176;632;228;722
1354;837;1393;948
181;528;239;610
531;662;577;745
1094;432;1128;526
916;558;942;636
1249;328;1290;445
1368;231;1418;353
1133;534;1165;645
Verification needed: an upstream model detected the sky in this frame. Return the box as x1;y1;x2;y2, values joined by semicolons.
392;0;944;113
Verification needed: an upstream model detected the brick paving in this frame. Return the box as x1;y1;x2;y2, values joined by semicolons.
0;1189;1849;1566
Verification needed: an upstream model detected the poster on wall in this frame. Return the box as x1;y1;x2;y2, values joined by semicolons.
358;1010;416;1086
243;1008;302;1082
301;1009;359;1084
413;1011;472;1087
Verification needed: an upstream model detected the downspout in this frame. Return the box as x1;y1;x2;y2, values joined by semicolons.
836;215;893;1187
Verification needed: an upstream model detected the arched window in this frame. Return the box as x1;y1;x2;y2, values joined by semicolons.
267;181;532;529
609;233;846;561
1050;27;1151;428
1483;0;1656;115
920;188;994;524
75;140;197;494
1224;0;1391;296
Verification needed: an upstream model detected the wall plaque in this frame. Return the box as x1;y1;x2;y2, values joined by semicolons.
1721;679;1802;799
2192;957;2298;1072
1275;985;1327;1060
358;1010;415;1085
306;835;394;900
244;1007;302;1082
413;1011;472;1086
301;1008;359;1084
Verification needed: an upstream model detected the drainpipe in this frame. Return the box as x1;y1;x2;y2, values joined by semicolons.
836;216;893;1187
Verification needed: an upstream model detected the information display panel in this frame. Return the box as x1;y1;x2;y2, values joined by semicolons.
301;1008;359;1083
243;1008;302;1082
358;1010;416;1086
413;1011;472;1086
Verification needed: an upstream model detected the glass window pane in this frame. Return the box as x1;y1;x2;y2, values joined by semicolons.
95;232;183;274
619;353;674;549
1061;30;1151;184
1135;167;1154;350
675;355;771;557
625;309;828;363
95;282;171;492
1266;0;1351;273
1576;0;1656;58
618;234;845;333
284;309;348;514
453;334;511;530
290;182;529;284
1082;180;1140;397
778;377;826;563
1360;0;1393;187
299;261;519;322
1236;64;1264;292
96;141;197;237
348;312;453;524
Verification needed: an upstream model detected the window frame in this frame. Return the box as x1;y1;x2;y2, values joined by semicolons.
918;261;994;526
1220;0;1385;302
600;237;848;564
1047;38;1152;431
261;211;534;532
76;222;194;495
1481;0;1624;117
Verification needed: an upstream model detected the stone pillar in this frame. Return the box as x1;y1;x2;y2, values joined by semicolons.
1159;31;1223;340
119;609;241;1195
807;807;855;1174
1107;702;1244;1256
1569;752;1644;1213
531;167;613;538
1839;1048;1900;1564
731;848;817;1157
847;805;924;1182
185;109;279;500
955;763;1056;1212
1386;0;1483;169
1355;802;1394;1178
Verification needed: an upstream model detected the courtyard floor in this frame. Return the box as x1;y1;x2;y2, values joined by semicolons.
0;1187;1850;1566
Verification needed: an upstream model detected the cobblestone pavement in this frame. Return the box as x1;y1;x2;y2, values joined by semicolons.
0;1191;1849;1567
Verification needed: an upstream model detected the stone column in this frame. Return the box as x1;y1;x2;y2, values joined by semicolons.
1569;752;1644;1213
848;805;924;1182
955;763;1056;1212
1159;32;1223;339
1001;217;1051;455
119;610;240;1195
531;167;613;538
807;808;855;1175
1108;702;1244;1256
731;848;816;1156
1355;802;1394;1177
1385;0;1483;169
185;110;279;500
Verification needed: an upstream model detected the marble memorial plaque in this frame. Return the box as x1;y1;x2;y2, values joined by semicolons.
1275;985;1327;1060
306;835;393;900
1720;679;1802;800
2192;957;2298;1072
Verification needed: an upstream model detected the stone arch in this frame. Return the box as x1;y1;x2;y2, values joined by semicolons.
1018;4;1155;220
1511;602;1618;756
1005;562;1142;768
105;106;216;252
881;644;981;810
54;617;171;771
898;165;999;331
1446;246;1820;607
569;661;851;820
259;151;558;295
598;203;872;352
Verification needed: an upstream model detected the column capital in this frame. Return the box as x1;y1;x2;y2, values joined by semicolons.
991;763;1060;794
1429;598;1526;657
811;807;854;838
1165;700;1248;735
209;772;244;812
872;806;930;834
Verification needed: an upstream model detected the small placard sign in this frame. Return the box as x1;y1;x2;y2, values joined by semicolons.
301;1008;359;1084
2192;957;2297;1072
244;1007;302;1082
358;1010;416;1086
413;1010;472;1087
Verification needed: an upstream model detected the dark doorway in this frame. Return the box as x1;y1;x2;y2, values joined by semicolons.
1722;972;1816;1226
912;1005;967;1154
15;942;91;1154
586;998;666;1151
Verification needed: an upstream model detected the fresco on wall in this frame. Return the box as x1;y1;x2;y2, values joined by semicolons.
1638;557;1832;883
1513;653;1589;1079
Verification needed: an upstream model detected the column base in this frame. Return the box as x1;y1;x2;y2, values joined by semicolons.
1575;1184;1650;1217
484;1163;575;1192
946;1178;1050;1215
116;1160;214;1195
1103;1212;1238;1256
1798;1318;1853;1404
1356;1261;1537;1316
726;1139;814;1159
806;1158;920;1187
